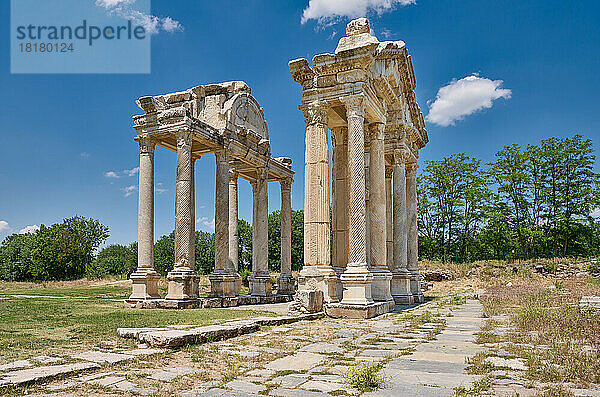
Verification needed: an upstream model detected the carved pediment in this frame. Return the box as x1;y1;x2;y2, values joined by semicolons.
224;93;269;141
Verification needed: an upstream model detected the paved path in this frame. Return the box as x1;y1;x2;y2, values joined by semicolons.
8;297;486;396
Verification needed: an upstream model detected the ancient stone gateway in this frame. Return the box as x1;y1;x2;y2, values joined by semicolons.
127;81;296;308
289;18;428;318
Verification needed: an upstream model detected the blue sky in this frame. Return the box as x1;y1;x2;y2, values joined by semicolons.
1;0;599;246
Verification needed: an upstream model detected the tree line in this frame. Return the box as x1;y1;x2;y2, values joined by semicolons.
2;134;598;281
418;135;600;263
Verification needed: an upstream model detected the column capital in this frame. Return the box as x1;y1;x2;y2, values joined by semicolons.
385;167;393;179
215;148;229;162
280;178;293;192
229;169;238;183
342;95;365;118
138;137;155;154
299;101;328;127
175;130;192;149
405;161;418;175
256;166;269;181
368;122;385;140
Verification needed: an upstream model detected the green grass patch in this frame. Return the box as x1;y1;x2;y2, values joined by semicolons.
343;362;386;392
0;284;271;362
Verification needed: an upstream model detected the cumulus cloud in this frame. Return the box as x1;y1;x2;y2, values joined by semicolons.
196;217;215;231
104;171;120;178
301;0;415;24
19;225;40;234
122;185;138;197
96;0;183;34
123;167;139;177
0;221;11;234
426;74;512;127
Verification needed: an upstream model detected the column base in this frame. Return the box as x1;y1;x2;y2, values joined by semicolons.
277;274;296;295
209;271;237;298
370;266;393;303
234;273;242;296
165;268;198;300
410;271;424;303
128;269;161;301
249;273;272;297
325;300;395;319
340;263;374;306
298;266;338;303
391;270;414;305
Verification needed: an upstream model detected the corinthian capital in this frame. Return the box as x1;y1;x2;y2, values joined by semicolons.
138;136;155;154
343;95;365;118
280;178;293;192
368;122;385;140
405;161;418;175
299;101;328;127
175;130;192;150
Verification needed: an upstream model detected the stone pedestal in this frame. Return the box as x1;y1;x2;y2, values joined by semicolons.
209;271;237;298
277;274;296;295
166;268;198;300
249;273;273;296
129;270;160;301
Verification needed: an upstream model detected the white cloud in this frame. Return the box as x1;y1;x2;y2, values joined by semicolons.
99;1;183;35
301;0;415;24
426;74;512;127
0;221;11;234
196;217;215;231
380;28;393;38
95;0;135;9
156;182;167;194
19;225;40;234
80;152;90;159
104;171;120;178
122;185;138;197
123;167;139;177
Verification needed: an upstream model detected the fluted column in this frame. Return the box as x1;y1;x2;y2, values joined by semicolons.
249;167;272;296
385;167;393;272
228;170;242;295
166;131;197;300
277;178;295;295
209;150;236;297
368;123;393;302
406;160;423;302
298;101;336;303
129;137;160;301
332;127;348;302
340;96;373;306
392;150;413;304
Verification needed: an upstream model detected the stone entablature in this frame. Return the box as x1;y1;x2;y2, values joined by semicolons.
128;81;296;305
289;18;428;318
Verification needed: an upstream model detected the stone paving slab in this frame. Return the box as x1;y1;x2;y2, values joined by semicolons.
387;358;467;374
299;342;344;354
270;388;330;397
225;379;266;394
0;362;100;386
0;359;33;371
71;350;135;364
265;352;324;371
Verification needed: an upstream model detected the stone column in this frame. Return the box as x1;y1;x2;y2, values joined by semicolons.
166;131;198;301
331;127;348;302
129;137;160;301
406;160;424;303
228;170;242;295
368;123;393;303
392;150;413;304
209;149;236;297
298;101;336;304
340;96;373;306
249;167;272;296
364;132;371;266
385;167;393;273
277;178;295;295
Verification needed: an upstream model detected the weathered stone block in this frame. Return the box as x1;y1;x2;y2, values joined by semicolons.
296;290;323;313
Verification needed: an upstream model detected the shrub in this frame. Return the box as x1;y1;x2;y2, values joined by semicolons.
343;362;386;392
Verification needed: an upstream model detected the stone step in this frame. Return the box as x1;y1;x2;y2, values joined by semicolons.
117;313;323;347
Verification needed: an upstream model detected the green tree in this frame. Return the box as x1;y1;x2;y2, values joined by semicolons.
30;216;109;280
0;233;36;281
92;244;136;277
